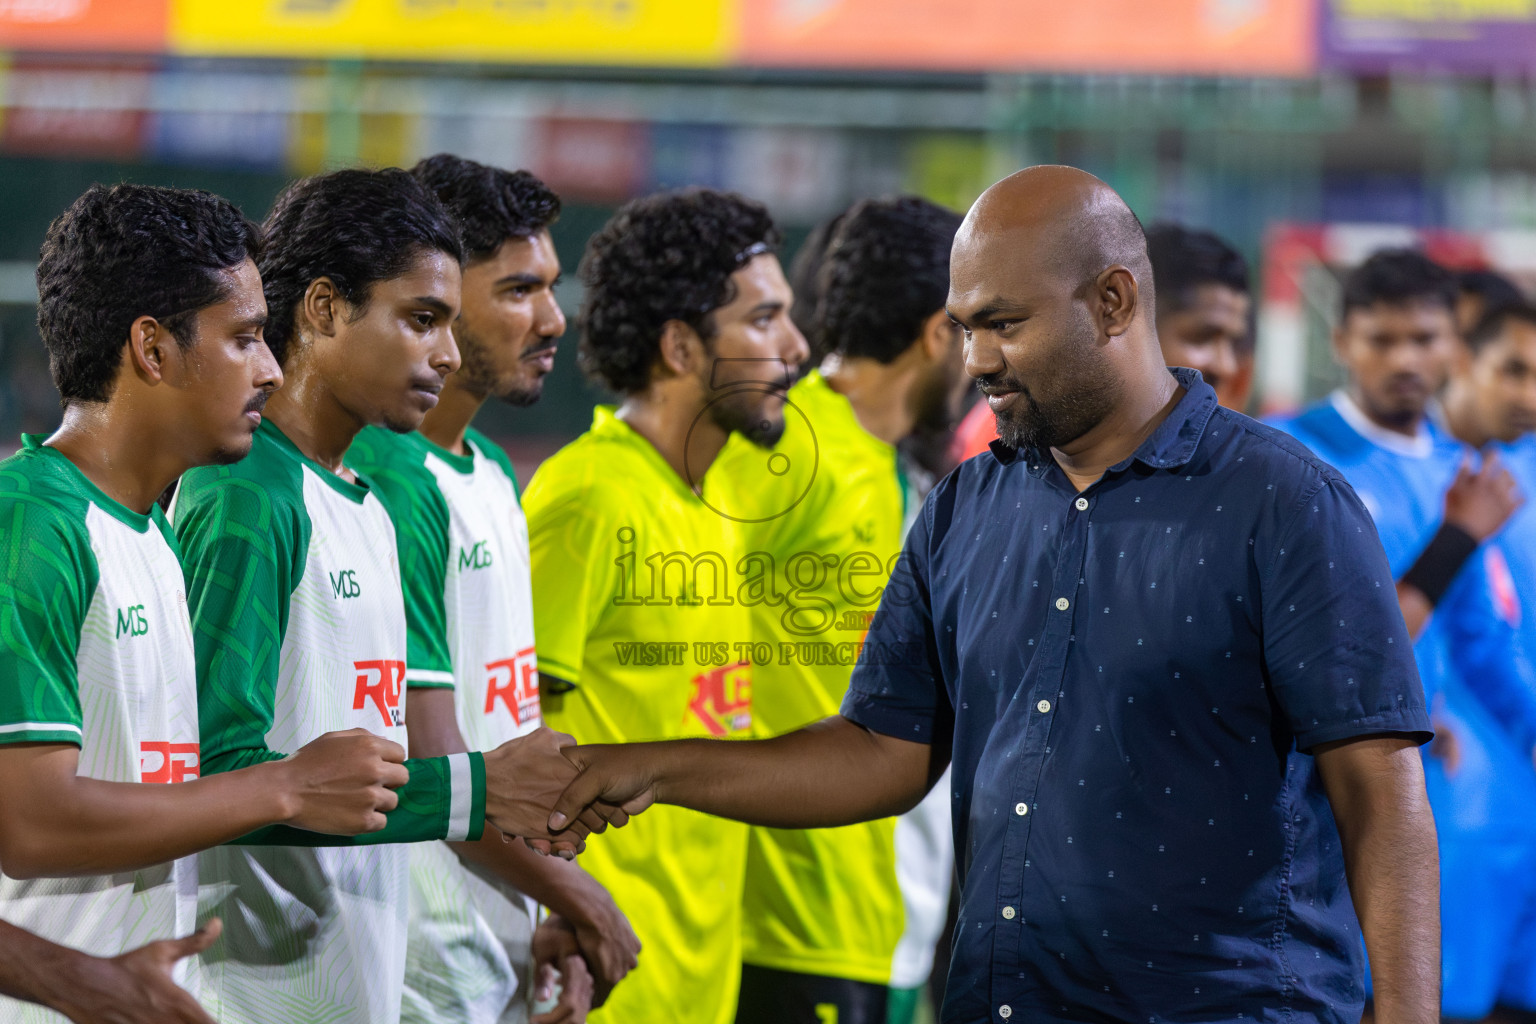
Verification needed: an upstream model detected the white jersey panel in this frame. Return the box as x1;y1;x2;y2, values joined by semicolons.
890;765;954;990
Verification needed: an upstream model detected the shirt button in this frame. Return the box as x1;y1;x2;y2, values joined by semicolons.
1015;802;1028;815
1001;905;1016;919
1037;699;1052;713
1055;597;1070;611
1000;1007;1013;1020
1075;497;1089;511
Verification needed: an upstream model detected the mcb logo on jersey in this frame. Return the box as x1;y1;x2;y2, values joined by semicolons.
353;659;406;727
485;647;540;725
140;741;200;783
687;662;752;738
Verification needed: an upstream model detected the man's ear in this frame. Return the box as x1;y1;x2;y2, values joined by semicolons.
1095;266;1139;338
124;314;172;386
919;309;961;362
300;277;341;339
658;319;704;379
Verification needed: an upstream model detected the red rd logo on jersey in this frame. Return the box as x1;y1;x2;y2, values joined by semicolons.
353;659;406;727
686;661;753;738
140;742;200;783
485;647;540;725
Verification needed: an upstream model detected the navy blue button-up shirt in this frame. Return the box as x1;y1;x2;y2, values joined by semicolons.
844;369;1430;1024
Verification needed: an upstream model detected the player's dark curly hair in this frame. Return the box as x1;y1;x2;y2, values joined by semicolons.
1342;248;1456;319
36;183;260;405
410;153;561;262
816;196;961;365
260;167;465;365
578;188;779;395
1146;223;1249;314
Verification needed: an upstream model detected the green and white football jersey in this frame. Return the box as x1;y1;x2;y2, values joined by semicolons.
0;437;200;1024
174;420;486;1024
348;425;542;1024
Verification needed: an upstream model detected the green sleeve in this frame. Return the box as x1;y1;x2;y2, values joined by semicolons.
346;433;453;687
176;465;484;846
176;469;304;776
0;489;94;746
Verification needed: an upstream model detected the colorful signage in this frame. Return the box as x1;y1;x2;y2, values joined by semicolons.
0;0;166;53
169;0;731;66
737;0;1315;76
1320;0;1536;72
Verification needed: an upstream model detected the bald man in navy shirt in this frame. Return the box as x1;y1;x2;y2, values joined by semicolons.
547;166;1440;1024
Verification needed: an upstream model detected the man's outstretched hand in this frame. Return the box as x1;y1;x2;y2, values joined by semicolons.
523;744;657;857
485;728;635;857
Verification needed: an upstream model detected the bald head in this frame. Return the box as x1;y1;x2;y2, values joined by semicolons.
950;166;1172;456
961;165;1152;299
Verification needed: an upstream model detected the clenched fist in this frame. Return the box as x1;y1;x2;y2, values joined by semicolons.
274;729;411;835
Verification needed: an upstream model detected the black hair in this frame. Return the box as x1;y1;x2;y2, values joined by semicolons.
410;153;561;262
815;196;962;365
259;167;465;365
1145;223;1249;317
787;210;846;355
36;183;259;405
1458;269;1524;317
578;188;779;395
1341;248;1457;320
1465;302;1536;355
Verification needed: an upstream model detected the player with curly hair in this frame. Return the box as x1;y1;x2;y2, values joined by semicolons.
522;188;809;1024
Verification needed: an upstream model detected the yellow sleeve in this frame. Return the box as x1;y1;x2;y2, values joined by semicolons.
524;471;620;690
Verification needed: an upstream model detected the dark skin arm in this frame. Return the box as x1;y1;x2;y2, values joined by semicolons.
1315;735;1439;1024
1397;456;1522;639
406;688;640;1004
0;730;411;879
545;714;944;836
0;917;221;1024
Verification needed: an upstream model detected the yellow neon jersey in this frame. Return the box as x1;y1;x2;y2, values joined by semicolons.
524;406;752;1024
711;370;910;985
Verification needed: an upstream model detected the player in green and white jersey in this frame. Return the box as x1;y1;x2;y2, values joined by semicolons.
172;169;592;1024
348;155;637;1024
0;185;415;1024
711;197;966;1024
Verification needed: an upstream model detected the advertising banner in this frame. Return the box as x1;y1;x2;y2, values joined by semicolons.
1320;0;1536;73
0;0;166;53
170;0;730;67
737;0;1315;76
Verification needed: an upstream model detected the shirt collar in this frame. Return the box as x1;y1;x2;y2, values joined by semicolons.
989;367;1219;476
1329;389;1434;459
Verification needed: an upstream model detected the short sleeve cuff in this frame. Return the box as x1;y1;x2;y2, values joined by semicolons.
0;721;82;746
1293;705;1433;753
840;689;936;744
445;751;486;842
405;668;456;689
535;656;581;693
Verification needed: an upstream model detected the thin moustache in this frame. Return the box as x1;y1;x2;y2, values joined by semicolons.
244;392;270;415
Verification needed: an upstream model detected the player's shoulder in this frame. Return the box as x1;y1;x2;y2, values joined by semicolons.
463;427;521;491
525;428;641;511
174;423;307;541
0;443;96;550
347;424;430;479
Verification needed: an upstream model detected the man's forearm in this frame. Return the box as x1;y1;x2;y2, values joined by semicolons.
1317;737;1440;1024
560;716;940;831
0;920;89;1011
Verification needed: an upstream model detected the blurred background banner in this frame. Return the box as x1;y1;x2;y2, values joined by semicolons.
737;0;1316;75
170;0;731;66
0;0;166;53
1321;0;1536;74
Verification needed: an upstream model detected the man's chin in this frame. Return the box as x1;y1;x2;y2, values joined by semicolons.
738;415;787;449
208;434;256;467
497;379;544;408
380;408;428;435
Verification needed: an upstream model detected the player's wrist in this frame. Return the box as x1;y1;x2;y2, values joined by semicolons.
254;759;307;826
1401;522;1479;606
